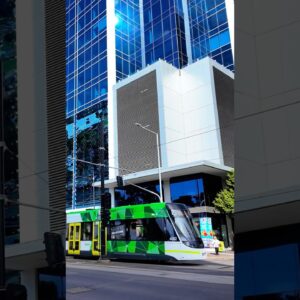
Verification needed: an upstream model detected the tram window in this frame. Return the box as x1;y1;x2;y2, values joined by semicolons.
82;222;92;241
143;219;169;241
165;219;178;241
66;225;69;241
94;222;99;239
128;218;178;241
70;226;74;239
129;220;145;241
75;226;80;239
110;221;126;240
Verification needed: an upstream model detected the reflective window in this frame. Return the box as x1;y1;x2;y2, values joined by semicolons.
110;220;127;240
170;176;205;207
168;207;201;244
81;222;92;241
188;0;234;71
110;218;177;242
115;180;162;207
93;222;99;239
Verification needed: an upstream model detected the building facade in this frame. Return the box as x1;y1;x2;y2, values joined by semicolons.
94;57;234;247
66;0;234;209
1;0;66;298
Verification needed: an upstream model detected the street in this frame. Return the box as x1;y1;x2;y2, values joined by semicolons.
66;253;234;300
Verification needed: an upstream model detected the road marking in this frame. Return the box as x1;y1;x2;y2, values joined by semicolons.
67;264;234;285
67;287;93;294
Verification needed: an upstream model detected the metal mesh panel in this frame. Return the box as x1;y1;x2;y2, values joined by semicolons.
45;1;66;232
117;71;160;175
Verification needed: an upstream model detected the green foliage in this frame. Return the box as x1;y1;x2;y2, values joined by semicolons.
213;170;234;215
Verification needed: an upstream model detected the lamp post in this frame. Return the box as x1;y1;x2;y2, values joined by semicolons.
135;123;163;203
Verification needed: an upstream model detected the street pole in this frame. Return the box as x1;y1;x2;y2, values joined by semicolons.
99;121;106;259
92;169;95;209
135;123;163;202
0;60;6;297
155;132;163;203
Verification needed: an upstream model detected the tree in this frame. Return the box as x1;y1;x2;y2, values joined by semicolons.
213;170;234;216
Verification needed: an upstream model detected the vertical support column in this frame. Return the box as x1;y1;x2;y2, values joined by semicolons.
21;270;37;300
109;188;115;208
226;215;234;249
107;0;117;180
99;122;106;258
139;0;146;68
72;0;79;209
163;179;172;203
224;0;234;60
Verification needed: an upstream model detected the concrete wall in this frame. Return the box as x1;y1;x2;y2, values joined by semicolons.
235;0;300;231
159;58;232;167
111;58;234;179
16;0;49;244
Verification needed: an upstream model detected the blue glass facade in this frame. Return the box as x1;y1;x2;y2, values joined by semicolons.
188;0;234;71
66;0;108;117
66;0;234;209
66;0;109;208
115;0;142;81
143;0;188;68
114;180;161;206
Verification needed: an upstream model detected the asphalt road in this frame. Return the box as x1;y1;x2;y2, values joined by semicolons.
67;255;234;300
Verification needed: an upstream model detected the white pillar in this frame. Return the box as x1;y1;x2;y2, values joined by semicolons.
109;188;115;208
107;0;117;180
163;179;172;203
225;0;234;60
226;215;234;249
21;269;37;300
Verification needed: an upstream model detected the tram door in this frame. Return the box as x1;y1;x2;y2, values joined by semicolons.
68;223;81;255
92;221;100;256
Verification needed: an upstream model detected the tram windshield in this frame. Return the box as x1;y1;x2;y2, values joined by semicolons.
167;204;204;248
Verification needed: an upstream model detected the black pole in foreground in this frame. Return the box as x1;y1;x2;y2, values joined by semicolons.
99;121;106;259
0;198;5;297
0;60;6;297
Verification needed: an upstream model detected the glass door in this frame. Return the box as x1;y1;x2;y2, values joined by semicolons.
68;223;81;255
92;221;100;256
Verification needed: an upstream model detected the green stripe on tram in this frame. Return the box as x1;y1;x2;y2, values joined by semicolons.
110;203;168;221
107;240;165;255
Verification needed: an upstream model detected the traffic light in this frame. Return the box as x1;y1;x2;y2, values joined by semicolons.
116;176;123;188
102;208;111;226
105;192;111;208
101;192;111;226
44;232;65;267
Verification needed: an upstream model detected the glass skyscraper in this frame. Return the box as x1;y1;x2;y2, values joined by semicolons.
66;0;234;209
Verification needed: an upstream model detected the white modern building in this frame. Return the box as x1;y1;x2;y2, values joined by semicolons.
95;57;234;247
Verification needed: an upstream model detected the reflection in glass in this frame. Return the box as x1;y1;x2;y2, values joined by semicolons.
170;176;205;207
115;181;161;207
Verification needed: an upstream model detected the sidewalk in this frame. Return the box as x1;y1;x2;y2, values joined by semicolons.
205;247;234;254
205;248;234;263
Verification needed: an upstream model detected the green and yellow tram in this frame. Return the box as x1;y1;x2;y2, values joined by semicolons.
66;202;207;261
